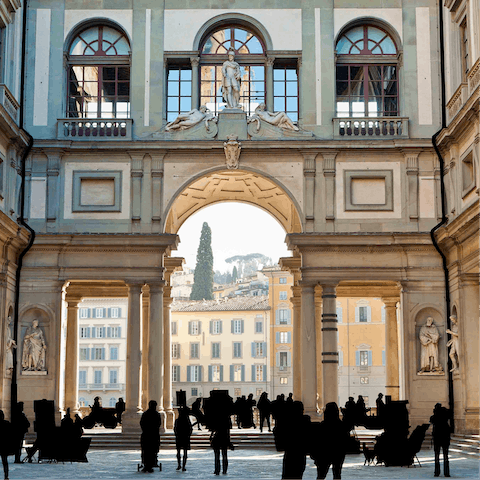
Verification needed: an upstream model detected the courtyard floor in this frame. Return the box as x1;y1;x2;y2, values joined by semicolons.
5;448;479;480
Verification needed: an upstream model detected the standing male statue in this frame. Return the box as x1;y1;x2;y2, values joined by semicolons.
446;315;459;372
222;48;242;109
5;314;16;372
418;316;443;374
22;319;47;371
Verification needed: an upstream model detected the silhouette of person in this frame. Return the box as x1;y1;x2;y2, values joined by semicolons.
430;403;451;477
74;414;84;438
311;402;350;479
91;396;102;422
245;394;256;428
140;400;161;473
257;392;272;432
61;408;74;432
0;410;13;479
115;398;125;424
286;393;294;404
210;417;231;475
355;395;370;426
234;397;242;428
12;402;30;464
376;393;385;423
191;398;204;431
174;407;193;471
272;394;288;451
281;401;310;479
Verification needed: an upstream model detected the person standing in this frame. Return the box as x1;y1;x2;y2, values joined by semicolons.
174;407;193;471
0;410;13;479
257;392;272;432
12;402;30;464
115;398;126;425
140;401;161;473
430;403;451;477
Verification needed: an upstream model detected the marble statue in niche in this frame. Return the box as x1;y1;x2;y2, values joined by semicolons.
446;315;459;372
248;103;299;131
222;48;242;109
165;105;217;132
22;319;47;372
5;313;16;372
418;316;444;374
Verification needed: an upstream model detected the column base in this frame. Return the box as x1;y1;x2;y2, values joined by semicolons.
122;412;142;433
164;409;175;429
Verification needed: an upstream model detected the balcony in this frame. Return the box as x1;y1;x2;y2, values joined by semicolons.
333;117;409;139
0;84;20;124
79;383;125;391
57;118;133;141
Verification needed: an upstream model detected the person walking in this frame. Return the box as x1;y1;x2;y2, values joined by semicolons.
174;407;193;471
12;402;30;464
257;392;272;432
310;402;350;479
430;403;451;477
140;401;162;473
0;410;13;479
115;398;126;425
210;418;231;475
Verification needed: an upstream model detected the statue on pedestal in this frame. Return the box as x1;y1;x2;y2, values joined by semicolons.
418;317;443;374
22;319;47;372
248;103;299;131
221;48;242;109
446;315;459;372
5;313;16;372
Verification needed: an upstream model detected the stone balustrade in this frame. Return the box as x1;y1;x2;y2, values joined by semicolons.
447;82;468;122
57;118;133;141
468;58;480;96
0;84;19;124
333;117;409;139
79;383;126;391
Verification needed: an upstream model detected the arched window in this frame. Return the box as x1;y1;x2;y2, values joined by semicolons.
78;397;86;407
67;25;131;118
336;25;399;118
109;397;117;407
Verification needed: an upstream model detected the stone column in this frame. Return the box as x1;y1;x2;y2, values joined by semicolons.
382;298;400;400
300;283;318;416
148;282;165;424
163;285;174;428
124;283;143;432
314;286;323;412
141;288;150;411
191;57;200;109
64;295;82;415
321;283;338;406
266;56;275;112
291;285;302;400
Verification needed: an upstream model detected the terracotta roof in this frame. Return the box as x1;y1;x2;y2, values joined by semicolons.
171;295;270;312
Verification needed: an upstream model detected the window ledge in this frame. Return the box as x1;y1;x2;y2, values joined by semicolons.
57;118;133;141
447;83;468;122
333;117;409;139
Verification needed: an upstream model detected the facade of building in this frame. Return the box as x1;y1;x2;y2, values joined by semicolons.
171;267;194;301
77;298;128;410
2;0;475;434
171;296;270;403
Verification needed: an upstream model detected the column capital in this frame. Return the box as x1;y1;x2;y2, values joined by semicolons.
148;281;165;294
320;283;338;296
126;282;144;294
65;295;83;307
381;297;400;307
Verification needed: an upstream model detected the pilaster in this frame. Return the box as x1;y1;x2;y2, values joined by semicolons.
302;151;317;232
129;153;145;223
290;285;302;401
191;57;200;109
45;151;62;227
382;297;400;400
266;56;275;112
405;150;420;221
314;285;323;412
321;151;337;223
321;283;338;407
151;152;165;231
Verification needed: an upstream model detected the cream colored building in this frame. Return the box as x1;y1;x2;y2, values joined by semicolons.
171;296;270;403
171;267;194;301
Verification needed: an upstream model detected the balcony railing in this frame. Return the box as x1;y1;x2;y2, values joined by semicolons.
0;84;20;124
57;118;133;141
79;383;125;391
333;117;409;139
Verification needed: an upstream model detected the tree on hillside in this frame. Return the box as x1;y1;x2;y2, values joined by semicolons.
190;222;214;300
232;266;238;283
225;253;272;279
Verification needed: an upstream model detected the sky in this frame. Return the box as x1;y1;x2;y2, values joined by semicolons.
174;203;291;273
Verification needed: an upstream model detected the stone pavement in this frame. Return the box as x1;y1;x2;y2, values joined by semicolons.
5;449;479;480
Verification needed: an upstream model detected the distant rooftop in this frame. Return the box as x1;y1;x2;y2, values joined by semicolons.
172;295;270;312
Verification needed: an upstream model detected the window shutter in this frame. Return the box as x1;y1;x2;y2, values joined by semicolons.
198;322;202;335
209;321;213;334
368;351;372;366
276;332;280;344
87;308;91;318
177;345;181;359
102;327;106;337
199;366;203;382
230;365;234;382
188;321;192;335
103;308;107;318
219;320;223;334
251;342;256;358
177;365;181;383
118;326;122;338
102;348;105;360
241;320;244;333
276;352;280;366
220;365;224;382
355;307;359;322
86;349;90;360
382;350;386;366
367;306;372;322
92;308;96;319
286;310;292;325
86;327;91;338
263;365;267;382
287;332;291;343
251;365;256;382
91;348;95;360
355;351;360;366
337;307;343;323
262;342;267;357
339;351;344;366
107;308;111;318
92;327;96;338
118;308;122;317
241;365;245;382
287;352;291;367
107;327;111;338
275;310;280;325
208;365;213;382
231;320;234;333
187;366;191;382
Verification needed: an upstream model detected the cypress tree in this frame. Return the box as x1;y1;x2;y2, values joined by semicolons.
190;222;214;300
232;266;238;283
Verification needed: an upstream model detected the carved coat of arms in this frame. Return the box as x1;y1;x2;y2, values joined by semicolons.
223;134;241;170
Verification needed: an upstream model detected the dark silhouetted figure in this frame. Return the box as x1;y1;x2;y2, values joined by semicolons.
376;393;385;426
271;394;288;451
281;401;310;479
140;400;161;473
234;397;242;428
311;402;349;479
0;410;13;480
244;394;256;428
61;408;74;432
174;407;193;471
115;398;125;424
355;395;370;426
340;397;356;431
12;402;30;464
191;398;204;431
430;403;451;477
286;393;294;404
74;414;84;438
257;392;272;432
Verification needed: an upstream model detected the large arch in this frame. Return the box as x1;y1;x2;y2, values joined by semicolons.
163;168;303;235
